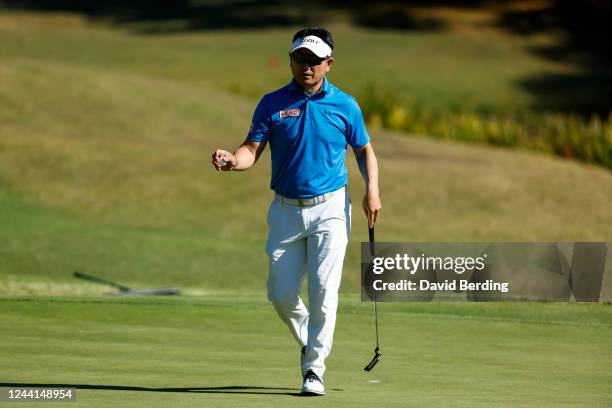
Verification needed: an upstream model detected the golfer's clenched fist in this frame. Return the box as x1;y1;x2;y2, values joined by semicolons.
213;141;265;172
211;149;236;171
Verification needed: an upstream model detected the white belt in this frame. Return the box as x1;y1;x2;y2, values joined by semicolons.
275;188;343;207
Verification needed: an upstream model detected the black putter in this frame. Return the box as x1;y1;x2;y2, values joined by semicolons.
364;226;382;371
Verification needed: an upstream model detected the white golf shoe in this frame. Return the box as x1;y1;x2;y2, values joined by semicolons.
301;369;325;396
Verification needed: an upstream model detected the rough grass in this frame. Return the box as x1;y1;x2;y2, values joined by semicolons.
0;11;573;114
1;12;612;295
1;71;611;294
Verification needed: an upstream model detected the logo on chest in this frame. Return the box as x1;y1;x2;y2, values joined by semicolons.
279;109;301;118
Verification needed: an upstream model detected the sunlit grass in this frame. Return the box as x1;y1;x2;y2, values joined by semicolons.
0;10;611;295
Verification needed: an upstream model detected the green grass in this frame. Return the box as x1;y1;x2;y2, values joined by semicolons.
359;87;612;168
2;97;612;295
0;296;610;407
3;11;608;167
0;10;610;408
0;11;572;114
1;11;612;295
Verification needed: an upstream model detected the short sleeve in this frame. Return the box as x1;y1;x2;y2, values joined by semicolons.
247;96;272;143
347;98;370;148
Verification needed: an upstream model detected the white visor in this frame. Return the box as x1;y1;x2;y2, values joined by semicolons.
290;35;332;58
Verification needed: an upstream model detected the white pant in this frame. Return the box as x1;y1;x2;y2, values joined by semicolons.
266;187;351;379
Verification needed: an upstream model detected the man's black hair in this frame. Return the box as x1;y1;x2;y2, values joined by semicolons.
292;27;334;51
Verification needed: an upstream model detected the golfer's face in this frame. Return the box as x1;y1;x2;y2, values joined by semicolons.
290;48;333;90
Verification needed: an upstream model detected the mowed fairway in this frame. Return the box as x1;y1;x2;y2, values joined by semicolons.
1;296;610;408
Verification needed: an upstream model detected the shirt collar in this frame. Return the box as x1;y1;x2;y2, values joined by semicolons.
288;76;330;97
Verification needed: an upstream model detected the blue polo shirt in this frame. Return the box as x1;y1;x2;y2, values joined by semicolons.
247;77;370;198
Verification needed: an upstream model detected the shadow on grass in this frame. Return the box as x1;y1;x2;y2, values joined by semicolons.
4;0;449;32
0;382;344;396
5;1;610;116
498;0;612;117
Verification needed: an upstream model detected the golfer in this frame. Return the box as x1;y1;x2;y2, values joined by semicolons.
212;27;381;396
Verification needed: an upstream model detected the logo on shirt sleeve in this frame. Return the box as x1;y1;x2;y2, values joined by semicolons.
279;109;301;118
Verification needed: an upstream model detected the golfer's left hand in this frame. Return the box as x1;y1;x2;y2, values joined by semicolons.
362;192;381;228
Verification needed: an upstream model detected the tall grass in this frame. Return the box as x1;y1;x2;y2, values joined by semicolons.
359;84;612;169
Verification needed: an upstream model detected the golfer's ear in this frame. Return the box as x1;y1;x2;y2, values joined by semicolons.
326;57;334;72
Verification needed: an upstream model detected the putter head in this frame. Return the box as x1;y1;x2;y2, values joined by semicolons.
364;348;382;371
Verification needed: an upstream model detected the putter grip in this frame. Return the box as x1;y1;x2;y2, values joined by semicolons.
368;227;375;257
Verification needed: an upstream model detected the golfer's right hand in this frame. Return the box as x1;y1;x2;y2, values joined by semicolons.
212;149;236;171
